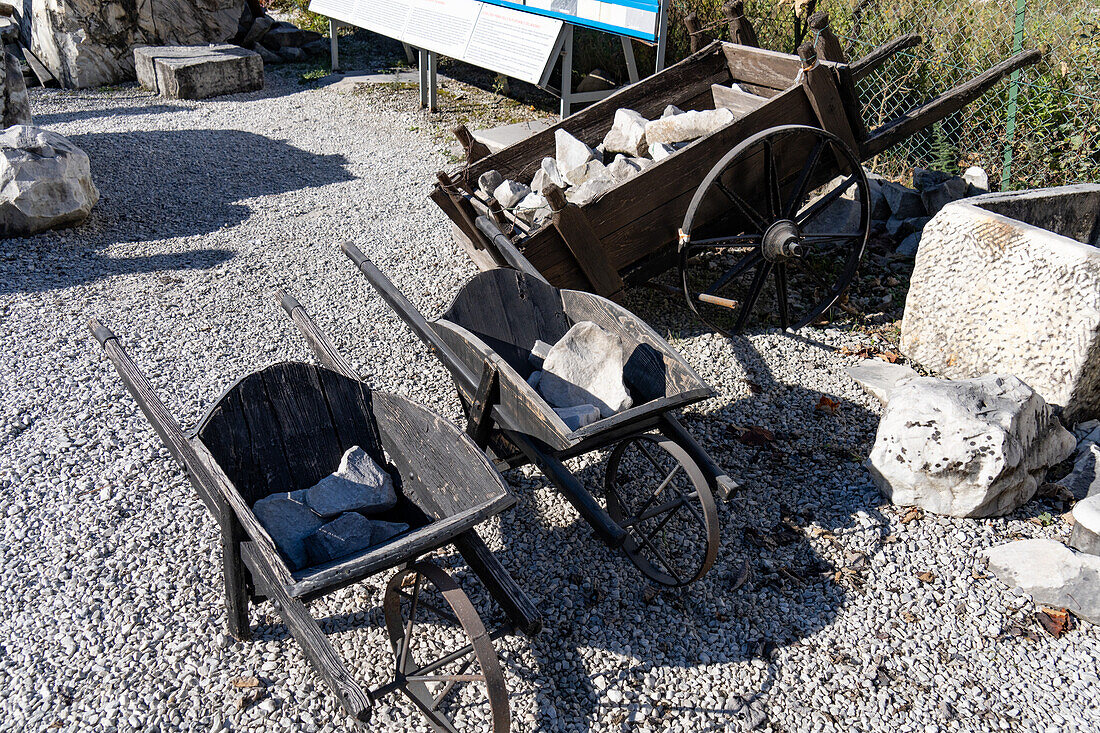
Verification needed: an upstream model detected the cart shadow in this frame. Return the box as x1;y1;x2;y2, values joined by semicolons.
0;128;353;295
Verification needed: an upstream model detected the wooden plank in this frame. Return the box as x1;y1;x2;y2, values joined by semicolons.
221;521;252;639
711;83;769;116
721;44;801;90
315;367;387;468
799;44;859;154
466;362;500;450
808;12;848;63
260;364;345;493
850;34;923;84
276;291;364;382
861;49;1042;159
241;543;373;723
545;185;625;298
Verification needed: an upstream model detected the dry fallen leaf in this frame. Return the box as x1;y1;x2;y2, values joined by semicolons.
735;425;775;447
900;507;924;524
878;351;900;363
900;610;918;623
916;571;936;584
1035;607;1074;639
815;396;840;415
731;559;751;591
231;676;260;689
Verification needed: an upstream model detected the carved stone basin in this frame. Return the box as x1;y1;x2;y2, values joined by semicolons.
901;184;1100;421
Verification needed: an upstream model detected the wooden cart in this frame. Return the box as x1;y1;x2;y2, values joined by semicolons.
282;243;738;588
90;319;540;731
433;35;1039;334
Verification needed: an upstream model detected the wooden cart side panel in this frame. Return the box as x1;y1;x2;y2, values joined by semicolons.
558;289;712;401
460;46;733;186
721;43;802;92
431;320;574;451
581;85;817;274
371;390;512;519
518;226;593;292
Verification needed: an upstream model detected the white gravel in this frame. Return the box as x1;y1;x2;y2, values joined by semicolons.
1;64;1098;733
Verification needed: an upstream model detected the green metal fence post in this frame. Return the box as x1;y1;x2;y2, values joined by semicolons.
1000;0;1028;191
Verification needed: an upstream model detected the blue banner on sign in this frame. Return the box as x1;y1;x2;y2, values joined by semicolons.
477;0;662;42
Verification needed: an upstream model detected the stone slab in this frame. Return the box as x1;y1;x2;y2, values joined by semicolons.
474;120;554;154
844;360;919;404
135;44;263;100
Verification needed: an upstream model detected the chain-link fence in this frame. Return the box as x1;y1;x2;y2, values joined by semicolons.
661;0;1100;189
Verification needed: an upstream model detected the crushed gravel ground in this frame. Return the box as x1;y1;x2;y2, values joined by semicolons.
1;53;1098;733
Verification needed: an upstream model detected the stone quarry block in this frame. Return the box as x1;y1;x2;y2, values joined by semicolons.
900;186;1100;420
538;321;633;418
304;446;397;518
1070;495;1100;555
844;361;919;404
478;170;504;197
920;177;968;216
602;108;649;157
304;511;375;565
0;126;99;237
493;179;531;209
984;539;1100;624
135;44;263;100
554;404;602;431
644;108;734;145
881;181;924;219
253;490;324;570
867;374;1075;517
555;129;598;175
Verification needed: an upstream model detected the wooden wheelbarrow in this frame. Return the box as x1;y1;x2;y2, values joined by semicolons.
90;318;540;731
281;244;738;588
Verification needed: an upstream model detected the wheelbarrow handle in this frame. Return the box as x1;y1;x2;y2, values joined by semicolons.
473;215;550;284
341;242;480;396
850;33;923;83
274;289;364;382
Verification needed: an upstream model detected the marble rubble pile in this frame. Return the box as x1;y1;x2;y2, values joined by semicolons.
252;446;409;570
476;104;736;227
233;5;327;67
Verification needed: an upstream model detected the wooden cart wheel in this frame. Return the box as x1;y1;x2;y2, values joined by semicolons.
679;124;870;334
383;561;510;733
604;435;719;587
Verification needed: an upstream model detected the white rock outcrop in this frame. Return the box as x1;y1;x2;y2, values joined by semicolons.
14;0;245;88
983;539;1100;623
0;126;99;237
538;321;633;418
867;374;1075;517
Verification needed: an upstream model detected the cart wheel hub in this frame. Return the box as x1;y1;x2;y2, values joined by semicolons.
762;220;803;261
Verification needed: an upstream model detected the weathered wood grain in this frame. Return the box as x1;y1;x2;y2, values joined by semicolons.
850;34;922;83
711;83;769;116
799;43;859;154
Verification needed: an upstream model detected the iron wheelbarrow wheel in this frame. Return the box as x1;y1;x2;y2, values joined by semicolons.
604;434;720;588
679;124;871;335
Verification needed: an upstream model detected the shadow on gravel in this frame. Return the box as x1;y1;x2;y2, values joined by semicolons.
32;102;191;127
0;128;353;295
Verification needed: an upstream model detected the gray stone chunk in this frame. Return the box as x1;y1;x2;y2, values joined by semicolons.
1070;495;1100;555
885;215;930;239
0;126;99;237
867;374;1076;517
512;193;548;225
530;157;564;194
304;446;397;518
251;42;281;66
963;165;989;192
983;539;1100;624
662;105;683;118
260;21;321;51
563;159;610;189
304;511;376;565
478;170;504;197
253;490;324;570
241;15;274;48
527;370;542;389
555;129;597;175
644;108;734;145
648;142;676;161
1061;442;1100;499
565;175;614;206
277;46;305;63
895;231;922;257
920;177;968;216
134;44;264;100
844;361;919;404
493;179;531;208
369;520;410;546
1;50;31;128
607;155;650;182
912;167;953;192
881;181;924;219
538;321;633;418
602;108;649;158
553;404;601;431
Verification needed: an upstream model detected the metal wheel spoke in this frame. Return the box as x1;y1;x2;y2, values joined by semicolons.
398;575;423;672
627;462;682;521
396;590;456;623
621;493;687;528
633;526;685;585
799;233;864;242
795;174;857;227
716;180;767;233
789;257;837;294
775;264;790;330
402;688;461;733
734;262;773;331
700;249;763;297
763;140;781;219
685;234;762;247
641;501;684;544
784;138;825;217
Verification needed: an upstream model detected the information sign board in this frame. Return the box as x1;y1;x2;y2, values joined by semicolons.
478;0;662;42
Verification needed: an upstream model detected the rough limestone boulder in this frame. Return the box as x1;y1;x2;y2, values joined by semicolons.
901;186;1100;420
538;321;633;418
0;126;99;237
602;108;648;158
983;539;1100;624
867;375;1075;517
14;0;245;88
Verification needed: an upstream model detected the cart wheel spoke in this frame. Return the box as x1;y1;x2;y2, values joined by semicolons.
775;264;790;331
685;234;762;248
383;562;510;732
681;125;870;333
605;435;719;587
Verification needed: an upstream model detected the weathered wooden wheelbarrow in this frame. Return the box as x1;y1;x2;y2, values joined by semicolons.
89;319;540;731
435;33;1040;334
282;243;737;588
